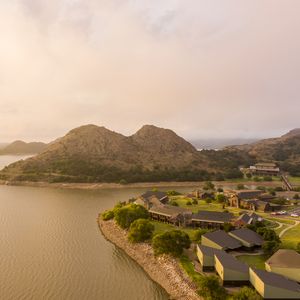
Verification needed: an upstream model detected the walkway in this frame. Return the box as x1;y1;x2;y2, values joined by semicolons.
279;220;299;238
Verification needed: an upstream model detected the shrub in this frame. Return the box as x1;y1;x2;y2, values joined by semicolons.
205;198;212;204
192;198;198;205
114;204;149;229
237;184;245;190
186;200;192;206
198;275;227;300
203;181;215;191
192;229;210;242
215;194;226;203
274;186;284;192
217;187;224;193
101;210;114;221
128;219;155;243
263;176;273;182
293;193;300;200
170;200;179;206
152;230;191;257
167;190;181;196
232;286;262;300
223;222;234;232
119;179;127;185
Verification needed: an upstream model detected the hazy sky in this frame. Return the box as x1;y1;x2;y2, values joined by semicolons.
1;0;300;142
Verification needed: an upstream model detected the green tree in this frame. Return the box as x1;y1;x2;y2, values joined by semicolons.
257;228;280;242
170;200;179;206
101;210;114;221
232;286;262;300
293;193;300;200
128;219;155;243
215;194;226;203
237;184;245;190
198;275;227;300
152;230;191;257
262;240;280;256
192;229;210;242
223;222;234;232
114;204;149;229
203;181;215;190
246;173;252;179
297;242;300;253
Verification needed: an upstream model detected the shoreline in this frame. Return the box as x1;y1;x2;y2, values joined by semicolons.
0;179;280;190
98;217;201;300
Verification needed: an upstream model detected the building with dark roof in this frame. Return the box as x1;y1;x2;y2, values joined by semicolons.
228;228;264;248
148;205;191;226
225;189;264;208
196;245;224;271
265;249;300;283
201;230;242;251
135;191;169;209
249;163;280;176
214;251;249;286
191;211;233;229
249;268;300;299
234;212;263;227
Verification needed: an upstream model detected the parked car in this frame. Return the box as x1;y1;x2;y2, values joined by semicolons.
278;211;287;215
291;213;299;217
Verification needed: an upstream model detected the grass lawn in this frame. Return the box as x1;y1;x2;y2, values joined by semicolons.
264;217;295;225
236;255;267;270
289;177;300;184
281;223;300;249
180;255;203;286
274;224;289;235
151;221;198;240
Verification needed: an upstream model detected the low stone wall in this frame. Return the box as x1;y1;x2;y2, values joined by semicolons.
98;218;201;300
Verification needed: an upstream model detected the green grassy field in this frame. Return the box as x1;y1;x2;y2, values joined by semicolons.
236;255;267;270
280;223;300;249
180;255;203;286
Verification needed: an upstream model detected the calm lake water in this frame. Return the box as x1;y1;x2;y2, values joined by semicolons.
0;156;193;299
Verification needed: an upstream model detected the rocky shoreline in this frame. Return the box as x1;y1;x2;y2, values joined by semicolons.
98;218;201;300
0;179;278;190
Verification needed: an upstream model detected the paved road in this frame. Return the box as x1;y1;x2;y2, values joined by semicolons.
279;220;300;238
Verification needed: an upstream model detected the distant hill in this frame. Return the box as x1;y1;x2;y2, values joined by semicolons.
0;141;47;155
226;129;300;176
0;124;247;183
190;138;259;150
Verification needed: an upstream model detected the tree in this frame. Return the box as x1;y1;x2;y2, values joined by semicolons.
114;204;149;229
128;219;155;243
186;200;192;205
237;184;245;190
217;187;224;193
101;210;114;221
192;198;198;205
203;181;215;191
262;240;280;256
297;242;300;253
232;286;262;300
223;222;234;232
293;193;300;200
192;229;210;242
152;230;191;257
215;194;226;203
246;173;252;179
198;275;227;300
257;228;280;242
170;200;179;206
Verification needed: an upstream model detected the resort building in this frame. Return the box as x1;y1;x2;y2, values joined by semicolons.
190;211;233;229
196;245;223;271
265;249;300;283
234;212;263;227
201;230;242;251
225;189;264;208
135;191;169;209
249;163;280;176
228;228;264;249
214;251;249;286
249;268;300;299
148;205;192;226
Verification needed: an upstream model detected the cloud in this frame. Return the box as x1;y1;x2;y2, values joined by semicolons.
0;1;300;141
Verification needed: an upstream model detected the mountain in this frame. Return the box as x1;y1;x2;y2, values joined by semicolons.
0;140;47;155
226;129;300;176
1;124;224;183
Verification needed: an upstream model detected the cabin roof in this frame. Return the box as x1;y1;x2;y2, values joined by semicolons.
141;191;168;200
251;268;300;292
149;205;191;217
197;245;224;257
192;211;233;223
266;249;300;269
229;228;264;246
215;251;249;273
202;230;242;250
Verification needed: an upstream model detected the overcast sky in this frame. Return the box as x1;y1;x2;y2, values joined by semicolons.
0;0;300;142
